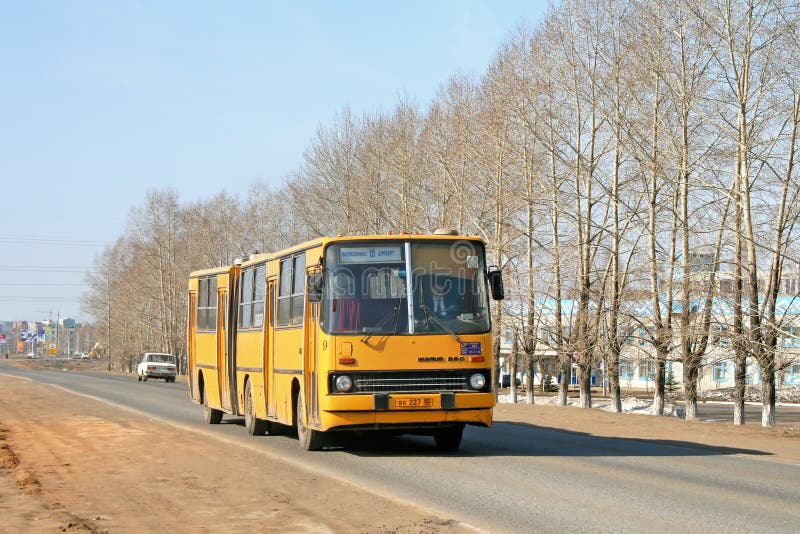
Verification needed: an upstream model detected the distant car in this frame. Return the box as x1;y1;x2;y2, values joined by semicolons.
136;352;177;382
79;352;90;360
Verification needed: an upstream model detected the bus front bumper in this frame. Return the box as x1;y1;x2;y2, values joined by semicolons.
317;392;494;431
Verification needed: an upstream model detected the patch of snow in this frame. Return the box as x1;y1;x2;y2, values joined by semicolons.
498;394;685;417
701;385;800;404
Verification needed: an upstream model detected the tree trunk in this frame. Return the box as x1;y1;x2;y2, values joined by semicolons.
732;195;746;426
683;359;698;420
653;355;666;416
608;354;622;413
761;362;777;428
578;364;592;408
557;359;569;406
509;332;518;404
526;354;536;404
732;355;746;426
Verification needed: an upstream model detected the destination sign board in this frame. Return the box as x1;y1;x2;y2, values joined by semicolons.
339;246;403;264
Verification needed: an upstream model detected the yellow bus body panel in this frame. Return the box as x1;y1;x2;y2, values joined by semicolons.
235;329;264;413
195;331;220;407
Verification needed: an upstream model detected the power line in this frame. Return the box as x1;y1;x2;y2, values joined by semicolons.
0;283;87;286
0;297;82;302
0;266;95;273
0;236;112;246
0;240;105;247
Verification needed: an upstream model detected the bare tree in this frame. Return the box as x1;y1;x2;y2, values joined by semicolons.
701;0;800;426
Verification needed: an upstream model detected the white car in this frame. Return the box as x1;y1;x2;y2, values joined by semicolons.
136;352;177;382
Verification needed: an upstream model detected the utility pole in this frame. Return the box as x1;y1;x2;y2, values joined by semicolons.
106;273;112;371
55;311;60;363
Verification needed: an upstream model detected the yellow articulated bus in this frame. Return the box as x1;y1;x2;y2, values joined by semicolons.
187;231;504;451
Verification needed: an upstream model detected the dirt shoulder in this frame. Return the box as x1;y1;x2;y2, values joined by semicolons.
0;376;463;533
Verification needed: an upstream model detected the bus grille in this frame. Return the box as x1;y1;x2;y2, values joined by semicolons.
351;371;470;393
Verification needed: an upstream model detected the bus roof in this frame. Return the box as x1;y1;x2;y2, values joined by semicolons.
190;233;485;274
238;233;485;268
187;264;236;279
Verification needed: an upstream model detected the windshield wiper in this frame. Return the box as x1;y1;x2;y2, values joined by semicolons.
361;302;403;343
392;296;403;335
419;303;463;344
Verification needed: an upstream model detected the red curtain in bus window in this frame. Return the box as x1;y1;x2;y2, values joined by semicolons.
333;299;361;331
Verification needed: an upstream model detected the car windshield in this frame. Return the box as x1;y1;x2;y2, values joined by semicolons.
321;240;490;335
148;354;174;363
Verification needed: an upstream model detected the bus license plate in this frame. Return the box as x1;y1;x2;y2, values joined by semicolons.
390;394;440;410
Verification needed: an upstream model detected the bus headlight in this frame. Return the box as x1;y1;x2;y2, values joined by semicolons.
469;373;486;390
334;375;353;392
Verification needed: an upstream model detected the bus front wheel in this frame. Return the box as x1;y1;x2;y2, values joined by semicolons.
433;424;464;452
296;395;325;451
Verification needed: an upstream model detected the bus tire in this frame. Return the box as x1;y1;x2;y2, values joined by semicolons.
296;395;325;451
203;385;223;424
137;375;142;382
433;424;464;452
244;380;268;436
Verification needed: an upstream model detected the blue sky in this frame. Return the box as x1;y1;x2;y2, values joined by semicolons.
0;1;549;322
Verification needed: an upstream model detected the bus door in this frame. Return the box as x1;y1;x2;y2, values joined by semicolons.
264;277;275;418
217;288;233;413
229;269;241;415
266;277;277;418
303;268;322;426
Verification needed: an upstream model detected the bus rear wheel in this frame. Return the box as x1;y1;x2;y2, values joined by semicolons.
203;385;223;424
244;380;268;436
296;395;325;451
433;424;464;452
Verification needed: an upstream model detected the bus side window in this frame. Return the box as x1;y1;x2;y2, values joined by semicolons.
197;278;207;330
240;268;253;328
278;259;292;326
252;264;266;327
290;255;306;324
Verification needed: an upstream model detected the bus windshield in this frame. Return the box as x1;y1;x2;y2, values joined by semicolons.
322;241;490;335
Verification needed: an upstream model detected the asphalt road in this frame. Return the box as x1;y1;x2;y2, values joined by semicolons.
2;361;798;533
687;401;800;424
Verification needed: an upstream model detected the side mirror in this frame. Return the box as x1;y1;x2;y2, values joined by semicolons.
487;268;504;301
308;272;324;302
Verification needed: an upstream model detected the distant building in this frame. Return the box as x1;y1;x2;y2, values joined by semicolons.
59;317;77;328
